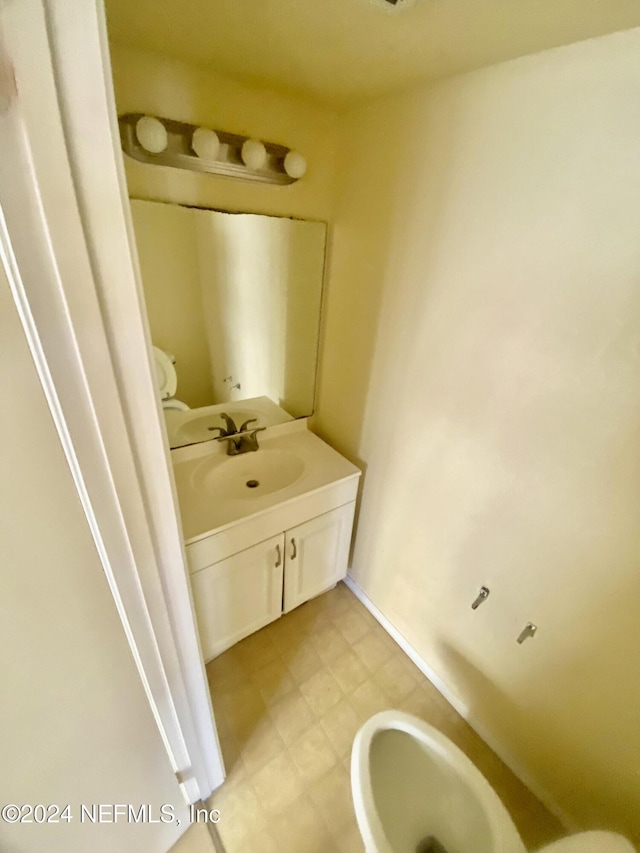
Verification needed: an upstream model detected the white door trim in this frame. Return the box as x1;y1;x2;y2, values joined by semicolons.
0;0;223;802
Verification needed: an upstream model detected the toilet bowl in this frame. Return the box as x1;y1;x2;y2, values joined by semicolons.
162;397;190;412
351;711;634;853
152;346;190;412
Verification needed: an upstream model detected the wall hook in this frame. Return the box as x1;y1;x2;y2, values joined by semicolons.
471;586;490;610
517;622;537;644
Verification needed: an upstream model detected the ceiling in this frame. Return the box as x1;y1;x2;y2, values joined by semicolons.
105;0;640;109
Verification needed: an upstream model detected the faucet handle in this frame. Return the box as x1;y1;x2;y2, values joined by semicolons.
246;427;266;450
219;412;239;436
239;417;258;433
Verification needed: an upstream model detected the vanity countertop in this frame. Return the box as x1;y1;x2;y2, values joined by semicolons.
171;421;361;543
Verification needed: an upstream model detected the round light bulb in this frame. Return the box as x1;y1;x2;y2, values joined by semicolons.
135;116;168;154
284;150;307;179
191;127;220;160
241;139;267;170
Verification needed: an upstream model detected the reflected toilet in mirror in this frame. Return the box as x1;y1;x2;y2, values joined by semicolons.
131;199;326;448
152;346;190;412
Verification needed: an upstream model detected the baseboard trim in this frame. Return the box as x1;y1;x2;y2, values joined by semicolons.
343;574;577;833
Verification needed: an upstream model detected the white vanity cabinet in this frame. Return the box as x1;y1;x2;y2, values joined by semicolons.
190;533;284;661
176;423;361;662
283;503;356;613
187;502;357;661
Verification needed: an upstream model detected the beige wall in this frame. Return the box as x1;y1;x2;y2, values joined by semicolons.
0;269;186;850
316;28;640;839
109;44;337;221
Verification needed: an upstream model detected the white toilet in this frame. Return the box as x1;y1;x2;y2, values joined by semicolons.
351;711;634;853
152;346;190;412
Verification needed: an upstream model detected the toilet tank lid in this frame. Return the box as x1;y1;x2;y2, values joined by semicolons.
152;346;177;400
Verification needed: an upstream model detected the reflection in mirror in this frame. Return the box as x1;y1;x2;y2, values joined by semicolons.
129;200;326;448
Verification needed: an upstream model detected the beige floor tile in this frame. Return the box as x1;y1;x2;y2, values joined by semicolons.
251;751;303;815
206;652;251;696
265;617;304;654
329;649;370;694
397;654;429;686
335;820;365;853
216;817;262;852
232;630;280;672
299;591;335;622
168;821;216;853
282;642;325;685
300;667;344;716
353;606;380;635
349;679;393;720
216;682;266;741
331;582;358;614
237;826;281;853
311;622;350;665
288;722;339;785
332;607;372;645
209;779;267;849
239;716;286;775
320;698;363;759
249;657;296;706
374;653;420;705
217;731;246;784
280;637;324;684
352;630;396;673
222;757;247;791
400;684;460;732
269;794;333;853
269;687;316;742
281;601;322;635
205;647;235;674
309;765;355;835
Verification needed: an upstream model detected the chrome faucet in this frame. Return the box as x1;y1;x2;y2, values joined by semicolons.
222;427;265;455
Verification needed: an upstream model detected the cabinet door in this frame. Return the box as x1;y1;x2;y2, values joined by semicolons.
283;502;356;613
191;533;284;661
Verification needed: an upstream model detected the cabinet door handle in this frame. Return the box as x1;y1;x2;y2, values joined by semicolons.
290;538;297;560
275;544;282;568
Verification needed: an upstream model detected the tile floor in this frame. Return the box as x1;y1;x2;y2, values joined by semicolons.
204;581;565;852
170;821;219;853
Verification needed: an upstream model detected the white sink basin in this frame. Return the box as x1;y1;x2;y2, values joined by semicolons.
172;424;361;542
195;448;305;500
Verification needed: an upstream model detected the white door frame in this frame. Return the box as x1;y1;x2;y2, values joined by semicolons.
0;0;224;802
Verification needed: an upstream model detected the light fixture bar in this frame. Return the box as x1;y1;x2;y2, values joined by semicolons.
118;114;302;185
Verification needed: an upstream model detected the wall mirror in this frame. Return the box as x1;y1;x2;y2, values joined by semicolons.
130;199;326;448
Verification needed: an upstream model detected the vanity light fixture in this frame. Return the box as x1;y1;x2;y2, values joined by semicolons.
119;113;305;185
135;115;168;153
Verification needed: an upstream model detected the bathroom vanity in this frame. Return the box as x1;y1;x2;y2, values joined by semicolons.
172;421;360;661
